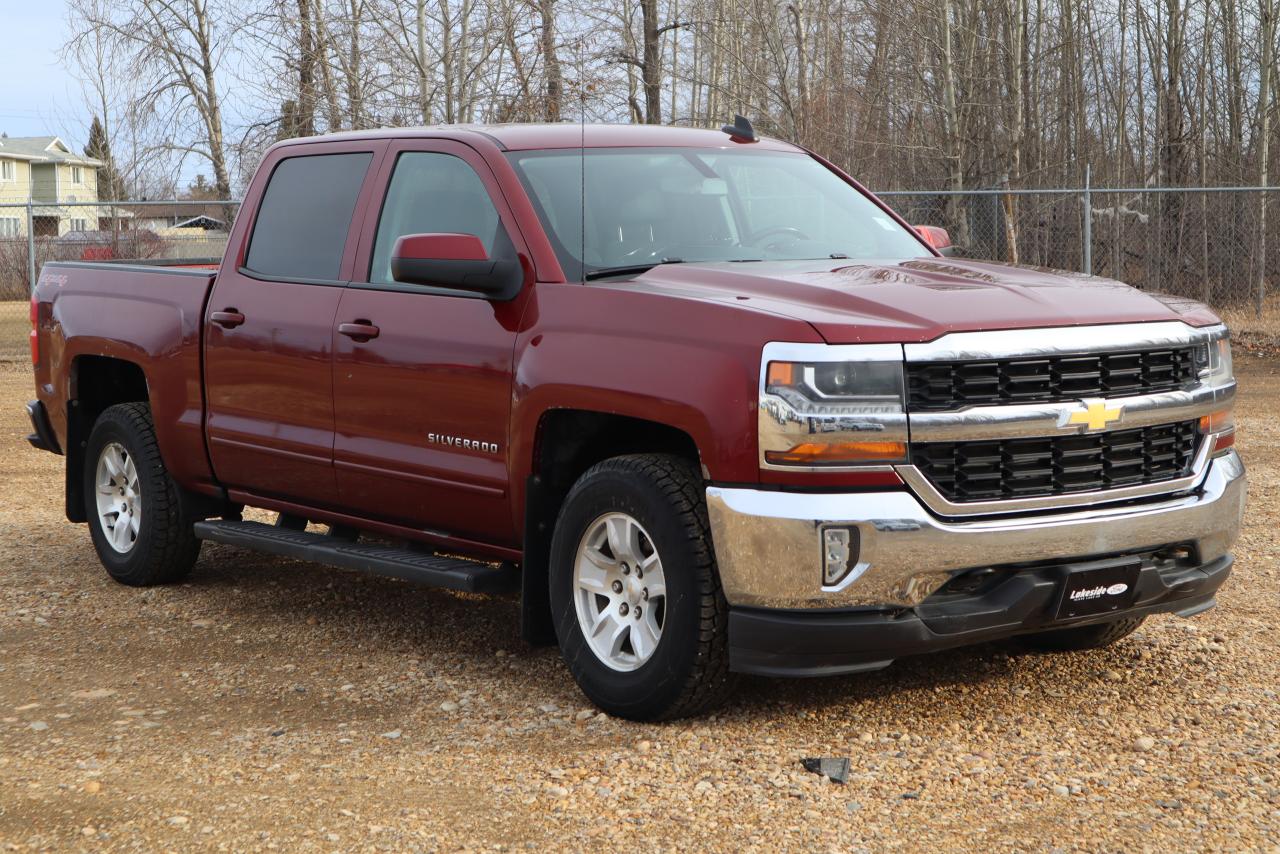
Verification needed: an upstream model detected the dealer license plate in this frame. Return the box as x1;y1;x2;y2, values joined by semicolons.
1054;559;1142;620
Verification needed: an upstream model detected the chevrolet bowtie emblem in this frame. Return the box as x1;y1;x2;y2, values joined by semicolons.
1063;399;1124;431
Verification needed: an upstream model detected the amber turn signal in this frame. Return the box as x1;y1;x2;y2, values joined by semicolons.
766;361;796;386
1199;409;1236;457
1198;409;1234;434
765;441;907;465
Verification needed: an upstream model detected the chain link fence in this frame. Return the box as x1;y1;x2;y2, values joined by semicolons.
2;189;1278;361
878;187;1278;311
0;200;240;360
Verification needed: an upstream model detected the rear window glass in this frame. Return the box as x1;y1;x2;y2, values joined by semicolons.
245;152;373;280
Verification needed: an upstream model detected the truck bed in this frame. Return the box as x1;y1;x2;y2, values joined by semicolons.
32;260;220;494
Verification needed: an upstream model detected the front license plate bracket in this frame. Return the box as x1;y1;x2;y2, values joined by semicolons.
1053;557;1142;621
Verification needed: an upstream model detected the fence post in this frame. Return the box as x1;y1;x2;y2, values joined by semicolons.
1081;165;1092;275
25;200;35;294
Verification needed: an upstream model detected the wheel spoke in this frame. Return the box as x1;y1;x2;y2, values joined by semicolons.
102;448;123;479
606;621;630;659
128;513;141;537
589;609;618;641
644;580;666;601
631;617;659;659
576;559;610;592
111;517;131;550
605;516;632;563
583;545;615;573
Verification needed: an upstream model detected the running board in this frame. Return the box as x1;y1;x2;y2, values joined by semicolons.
193;520;517;593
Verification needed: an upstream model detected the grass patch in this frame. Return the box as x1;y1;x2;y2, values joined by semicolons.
0;301;29;362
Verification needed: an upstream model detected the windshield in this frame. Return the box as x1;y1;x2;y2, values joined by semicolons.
507;147;929;280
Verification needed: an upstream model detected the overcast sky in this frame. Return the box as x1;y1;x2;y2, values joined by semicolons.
1;0;94;149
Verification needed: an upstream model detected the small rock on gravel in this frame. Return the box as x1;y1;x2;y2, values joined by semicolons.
801;757;850;784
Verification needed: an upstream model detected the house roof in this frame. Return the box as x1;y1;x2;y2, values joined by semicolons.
123;203;229;220
0;136;104;167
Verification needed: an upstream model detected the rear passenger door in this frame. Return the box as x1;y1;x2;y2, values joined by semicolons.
330;140;531;547
204;143;384;505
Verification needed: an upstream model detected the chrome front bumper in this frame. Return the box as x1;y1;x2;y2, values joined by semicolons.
706;450;1246;609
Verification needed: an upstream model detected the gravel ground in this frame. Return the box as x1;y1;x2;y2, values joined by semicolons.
1;354;1278;852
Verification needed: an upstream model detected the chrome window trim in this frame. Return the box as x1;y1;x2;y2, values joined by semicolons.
902;321;1227;363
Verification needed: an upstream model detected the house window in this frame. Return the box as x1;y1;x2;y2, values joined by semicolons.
0;161;13;181
70;218;88;232
0;218;20;238
72;165;83;184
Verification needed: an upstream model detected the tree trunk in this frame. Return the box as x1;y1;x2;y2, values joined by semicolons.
1256;0;1276;314
640;0;662;123
539;0;561;121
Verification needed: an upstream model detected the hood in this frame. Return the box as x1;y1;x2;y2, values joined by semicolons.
618;258;1220;344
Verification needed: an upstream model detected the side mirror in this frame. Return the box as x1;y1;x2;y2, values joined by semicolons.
914;225;955;256
390;233;523;299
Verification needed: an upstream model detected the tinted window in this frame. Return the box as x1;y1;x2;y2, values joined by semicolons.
369;152;511;284
245;152;373;280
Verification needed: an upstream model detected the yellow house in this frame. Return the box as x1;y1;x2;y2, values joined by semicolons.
0;136;103;238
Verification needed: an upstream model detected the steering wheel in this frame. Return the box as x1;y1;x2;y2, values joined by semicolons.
748;226;811;248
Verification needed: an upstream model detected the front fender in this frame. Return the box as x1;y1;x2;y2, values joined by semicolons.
508;281;822;522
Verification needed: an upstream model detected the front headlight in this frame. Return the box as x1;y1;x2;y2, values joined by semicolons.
1194;328;1235;455
1197;333;1233;387
759;343;907;467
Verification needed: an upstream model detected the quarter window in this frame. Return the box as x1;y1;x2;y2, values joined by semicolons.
369;152;511;285
245;152;373;281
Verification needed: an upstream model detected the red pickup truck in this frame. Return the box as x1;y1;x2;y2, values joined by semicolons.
27;123;1245;720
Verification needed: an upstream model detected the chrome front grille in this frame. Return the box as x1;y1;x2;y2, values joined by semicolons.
910;420;1201;502
905;347;1199;411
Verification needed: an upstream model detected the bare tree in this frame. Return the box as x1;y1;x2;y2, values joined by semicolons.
75;0;235;198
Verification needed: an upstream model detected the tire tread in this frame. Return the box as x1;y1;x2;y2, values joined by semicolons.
86;402;199;586
558;453;736;720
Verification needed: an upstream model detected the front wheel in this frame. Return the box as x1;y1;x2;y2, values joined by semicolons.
84;402;201;586
548;454;736;720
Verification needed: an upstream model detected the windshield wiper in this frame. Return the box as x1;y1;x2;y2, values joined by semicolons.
584;259;684;280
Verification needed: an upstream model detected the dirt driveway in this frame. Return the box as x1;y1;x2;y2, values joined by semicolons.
1;355;1277;852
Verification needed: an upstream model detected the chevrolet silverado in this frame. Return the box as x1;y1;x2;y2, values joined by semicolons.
26;122;1245;720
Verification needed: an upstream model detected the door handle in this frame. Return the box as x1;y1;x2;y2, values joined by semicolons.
338;321;380;341
210;309;245;329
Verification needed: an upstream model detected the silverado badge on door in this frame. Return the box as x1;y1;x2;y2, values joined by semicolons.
427;433;500;454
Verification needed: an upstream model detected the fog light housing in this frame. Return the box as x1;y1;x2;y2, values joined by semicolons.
822;526;860;586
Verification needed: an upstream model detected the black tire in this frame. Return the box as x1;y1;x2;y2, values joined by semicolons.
83;402;201;586
549;454;736;721
1015;616;1147;653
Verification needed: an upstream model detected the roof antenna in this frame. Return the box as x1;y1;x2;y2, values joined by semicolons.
720;114;757;142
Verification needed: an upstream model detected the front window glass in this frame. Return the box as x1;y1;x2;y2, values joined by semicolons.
508;147;927;279
369;152;513;284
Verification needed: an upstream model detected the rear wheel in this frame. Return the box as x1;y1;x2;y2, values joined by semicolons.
1016;616;1146;653
549;454;735;720
84;403;200;586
